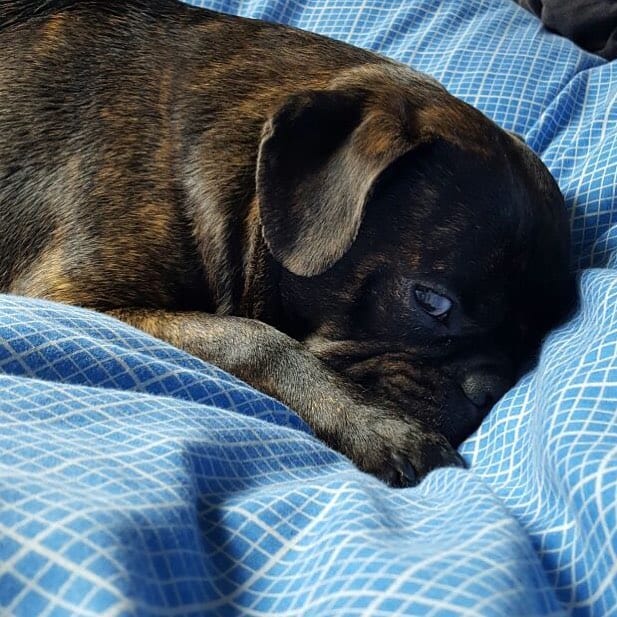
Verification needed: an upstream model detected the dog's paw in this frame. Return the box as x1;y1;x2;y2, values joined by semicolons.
380;429;466;488
344;411;466;488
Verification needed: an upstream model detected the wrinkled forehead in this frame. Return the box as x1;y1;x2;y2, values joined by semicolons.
369;139;530;260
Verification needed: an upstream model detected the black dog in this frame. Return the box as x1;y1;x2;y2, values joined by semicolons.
0;0;576;486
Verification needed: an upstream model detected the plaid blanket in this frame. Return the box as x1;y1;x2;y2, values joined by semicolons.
0;0;615;615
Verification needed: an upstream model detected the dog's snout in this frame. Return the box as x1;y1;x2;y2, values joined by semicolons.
460;370;511;410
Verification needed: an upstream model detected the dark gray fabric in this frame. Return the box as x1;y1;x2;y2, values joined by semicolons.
517;0;617;60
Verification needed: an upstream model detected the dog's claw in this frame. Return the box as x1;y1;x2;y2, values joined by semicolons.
453;451;467;469
391;452;418;487
387;446;465;488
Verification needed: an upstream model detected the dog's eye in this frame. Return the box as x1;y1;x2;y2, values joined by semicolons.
414;285;452;319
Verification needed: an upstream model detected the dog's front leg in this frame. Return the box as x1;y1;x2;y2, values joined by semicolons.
108;309;464;487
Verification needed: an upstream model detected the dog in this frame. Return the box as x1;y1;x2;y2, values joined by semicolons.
0;0;576;487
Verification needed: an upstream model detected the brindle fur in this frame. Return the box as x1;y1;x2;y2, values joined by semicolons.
0;0;576;486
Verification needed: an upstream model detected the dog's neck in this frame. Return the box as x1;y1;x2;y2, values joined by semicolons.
184;185;283;324
237;201;284;324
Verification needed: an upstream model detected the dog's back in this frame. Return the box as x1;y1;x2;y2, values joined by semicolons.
0;0;221;306
0;0;71;29
0;0;378;309
0;0;184;29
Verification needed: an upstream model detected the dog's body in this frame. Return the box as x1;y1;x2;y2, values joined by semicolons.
0;0;576;485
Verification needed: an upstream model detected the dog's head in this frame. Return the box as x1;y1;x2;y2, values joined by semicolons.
256;64;577;446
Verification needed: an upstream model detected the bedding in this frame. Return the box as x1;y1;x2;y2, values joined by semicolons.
0;0;615;615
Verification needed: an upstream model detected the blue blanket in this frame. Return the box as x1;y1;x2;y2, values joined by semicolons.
1;1;616;615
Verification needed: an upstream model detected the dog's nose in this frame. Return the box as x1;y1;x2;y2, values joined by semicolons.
460;371;511;410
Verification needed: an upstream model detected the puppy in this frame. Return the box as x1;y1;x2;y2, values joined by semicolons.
0;0;576;486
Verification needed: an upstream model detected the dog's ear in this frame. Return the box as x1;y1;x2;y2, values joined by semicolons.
256;89;413;277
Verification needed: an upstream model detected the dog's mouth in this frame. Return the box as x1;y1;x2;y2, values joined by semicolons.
305;335;515;446
342;352;511;446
